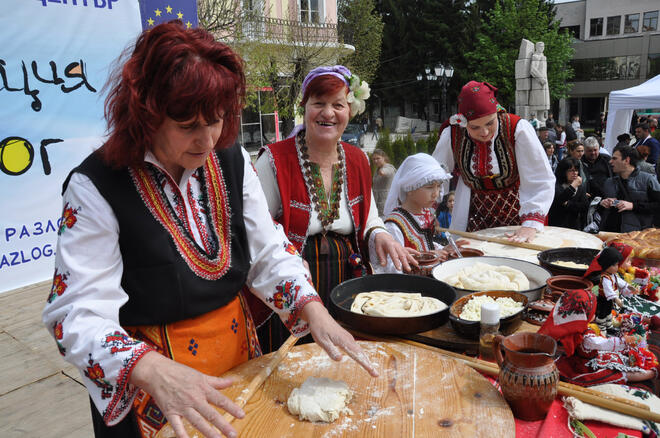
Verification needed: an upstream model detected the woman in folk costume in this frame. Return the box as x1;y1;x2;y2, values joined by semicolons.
584;244;636;333
376;154;454;272
255;65;414;305
42;23;377;438
538;289;657;387
431;81;555;242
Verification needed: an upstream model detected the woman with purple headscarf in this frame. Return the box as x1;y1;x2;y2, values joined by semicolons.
255;66;414;312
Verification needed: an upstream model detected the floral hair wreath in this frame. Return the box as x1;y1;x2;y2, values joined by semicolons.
345;73;370;118
449;113;467;128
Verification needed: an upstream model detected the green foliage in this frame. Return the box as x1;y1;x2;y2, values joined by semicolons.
463;0;574;108
404;133;416;156
376;128;394;161
392;137;407;167
427;130;440;154
338;0;384;84
416;137;428;155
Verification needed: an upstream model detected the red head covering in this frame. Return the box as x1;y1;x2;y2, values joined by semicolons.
607;242;633;265
457;81;499;121
538;289;597;357
583;246;623;280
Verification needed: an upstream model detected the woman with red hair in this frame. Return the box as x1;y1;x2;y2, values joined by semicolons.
42;22;377;438
255;66;414;306
431;81;555;242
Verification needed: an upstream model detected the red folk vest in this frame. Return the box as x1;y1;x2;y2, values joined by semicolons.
263;136;373;253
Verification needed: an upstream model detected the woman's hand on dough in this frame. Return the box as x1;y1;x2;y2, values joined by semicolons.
505;226;537;243
374;231;417;272
129;351;243;438
302;301;379;378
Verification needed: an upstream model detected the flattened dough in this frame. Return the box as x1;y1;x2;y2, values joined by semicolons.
442;262;530;291
350;291;447;317
287;377;353;422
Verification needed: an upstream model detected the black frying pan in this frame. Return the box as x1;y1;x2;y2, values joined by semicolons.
329;274;456;335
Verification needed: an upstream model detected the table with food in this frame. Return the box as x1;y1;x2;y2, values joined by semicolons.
153;226;660;438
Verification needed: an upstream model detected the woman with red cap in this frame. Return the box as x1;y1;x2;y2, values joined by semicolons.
431;81;555;242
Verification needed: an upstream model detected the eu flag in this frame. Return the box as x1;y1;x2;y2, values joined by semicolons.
139;0;198;31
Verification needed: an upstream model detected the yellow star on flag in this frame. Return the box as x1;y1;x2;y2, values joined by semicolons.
166;5;172;14
177;11;183;19
155;8;161;16
147;17;155;26
186;21;192;29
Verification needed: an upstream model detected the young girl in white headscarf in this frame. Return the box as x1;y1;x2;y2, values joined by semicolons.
376;154;457;273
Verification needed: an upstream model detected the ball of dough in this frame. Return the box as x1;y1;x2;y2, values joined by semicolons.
287;377;353;423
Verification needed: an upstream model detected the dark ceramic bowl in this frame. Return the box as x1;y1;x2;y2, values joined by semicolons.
545;275;593;301
448;248;485;259
411;252;441;276
449;290;528;339
537;247;600;277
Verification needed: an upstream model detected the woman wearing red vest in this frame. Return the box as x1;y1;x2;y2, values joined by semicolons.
42;24;378;438
431;81;555;242
255;66;414;306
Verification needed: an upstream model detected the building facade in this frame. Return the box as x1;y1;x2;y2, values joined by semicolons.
555;0;660;129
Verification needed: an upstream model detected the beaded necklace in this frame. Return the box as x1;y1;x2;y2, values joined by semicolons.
298;132;344;231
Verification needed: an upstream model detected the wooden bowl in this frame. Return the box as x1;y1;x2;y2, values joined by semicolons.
537;247;600;277
448;248;484;259
545;275;593;301
449;290;528;339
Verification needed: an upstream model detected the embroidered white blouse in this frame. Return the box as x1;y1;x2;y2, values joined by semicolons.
42;147;319;426
254;142;387;267
432;117;555;232
602;274;635;301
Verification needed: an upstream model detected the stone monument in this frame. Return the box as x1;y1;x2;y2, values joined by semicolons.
515;39;550;122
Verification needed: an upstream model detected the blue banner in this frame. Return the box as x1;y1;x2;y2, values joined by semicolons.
0;0;142;292
139;0;198;30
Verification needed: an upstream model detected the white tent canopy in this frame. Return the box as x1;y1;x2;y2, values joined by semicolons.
605;74;660;152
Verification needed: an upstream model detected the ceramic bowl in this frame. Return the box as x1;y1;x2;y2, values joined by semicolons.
545;275;593;301
448;248;485;259
449;290;528;339
411;251;441;276
432;256;552;301
537;247;600;277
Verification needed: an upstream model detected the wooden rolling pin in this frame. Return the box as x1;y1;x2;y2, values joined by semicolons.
437;227;553;251
222;334;299;424
354;332;660;423
158;335;299;438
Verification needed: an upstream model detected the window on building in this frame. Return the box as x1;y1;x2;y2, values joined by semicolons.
570;56;641;81
299;0;320;24
649;54;660;77
624;14;639;33
643;11;658;31
561;25;580;39
411;103;418;114
433;101;440;115
606;16;621;35
590;18;603;37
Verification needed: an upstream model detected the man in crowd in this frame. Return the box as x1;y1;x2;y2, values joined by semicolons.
581;136;612;198
598;145;660;232
633;122;660;164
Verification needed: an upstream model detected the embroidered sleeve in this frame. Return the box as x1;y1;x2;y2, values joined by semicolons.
616;276;634;297
42;173;154;426
254;149;283;219
601;275;619;301
514;119;555;231
583;334;624;352
242;149;321;336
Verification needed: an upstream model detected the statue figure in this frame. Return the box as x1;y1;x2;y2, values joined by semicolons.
529;41;550;121
515;39;550;122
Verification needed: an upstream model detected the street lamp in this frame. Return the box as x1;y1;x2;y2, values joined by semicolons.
416;69;438;132
434;63;454;122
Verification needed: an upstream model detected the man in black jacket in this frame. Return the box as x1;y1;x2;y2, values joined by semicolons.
581;136;612;198
599;145;660;232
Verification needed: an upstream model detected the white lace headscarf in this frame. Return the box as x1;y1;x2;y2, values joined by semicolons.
383;153;451;216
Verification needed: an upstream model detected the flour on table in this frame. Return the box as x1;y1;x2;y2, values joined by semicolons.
287;377;353;423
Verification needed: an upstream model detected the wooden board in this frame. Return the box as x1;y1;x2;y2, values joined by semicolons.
456;226;603;264
404;320;540;354
158;341;514;437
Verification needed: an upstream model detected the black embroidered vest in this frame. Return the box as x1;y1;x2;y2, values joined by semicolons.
63;145;250;326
